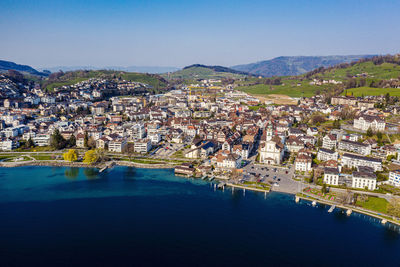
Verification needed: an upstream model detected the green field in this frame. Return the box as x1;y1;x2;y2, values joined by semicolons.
166;66;246;80
342;87;400;97
357;196;388;214
236;80;331;97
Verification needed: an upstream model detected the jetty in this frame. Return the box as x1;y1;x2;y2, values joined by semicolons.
99;161;115;173
328;205;335;213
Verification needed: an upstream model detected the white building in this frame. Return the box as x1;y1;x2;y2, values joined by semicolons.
389;170;400;187
323;168;340;186
338;140;371;156
322;134;337;150
294;154;312;172
134;139;152;153
259;139;284;165
341;153;382;172
317;148;338;162
353;115;385;132
352;171;377;190
108;138;127;153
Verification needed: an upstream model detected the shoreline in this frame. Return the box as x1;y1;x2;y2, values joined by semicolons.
1;162;399;227
0;160;175;169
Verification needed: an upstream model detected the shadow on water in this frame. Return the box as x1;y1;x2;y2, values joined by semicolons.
83;168;100;180
65;167;79;180
123;167;136;180
333;208;349;223
383;224;400;242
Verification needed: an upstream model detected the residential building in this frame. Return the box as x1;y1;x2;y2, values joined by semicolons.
323;168;340;186
341;153;382;172
352;171;377;190
338;140;371;155
317;148;338;162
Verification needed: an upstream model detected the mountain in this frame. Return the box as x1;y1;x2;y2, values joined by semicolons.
165;64;252;80
231;55;376;77
235;54;400;98
42;70;169;92
39;65;179;74
0;60;47;76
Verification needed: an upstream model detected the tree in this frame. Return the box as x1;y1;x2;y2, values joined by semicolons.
376;131;383;141
50;129;66;150
63;149;78;162
321;183;327;194
366;127;373;137
83;150;99;164
84;131;89;148
333;119;341;129
26;137;35;148
388;198;400;218
68;135;76;147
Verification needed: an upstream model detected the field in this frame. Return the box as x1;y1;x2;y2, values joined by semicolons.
341;87;400;97
166;66;246;80
357;196;388;214
237;82;321;97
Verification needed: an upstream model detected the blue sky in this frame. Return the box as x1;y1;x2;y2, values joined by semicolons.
1;0;399;68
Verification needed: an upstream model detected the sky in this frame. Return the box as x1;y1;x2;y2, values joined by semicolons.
1;0;400;68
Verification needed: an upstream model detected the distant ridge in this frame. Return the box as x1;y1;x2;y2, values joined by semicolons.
0;59;47;76
183;64;252;76
39;65;179;74
231;55;377;77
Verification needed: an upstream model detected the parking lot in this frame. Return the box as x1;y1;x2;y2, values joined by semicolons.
242;162;299;193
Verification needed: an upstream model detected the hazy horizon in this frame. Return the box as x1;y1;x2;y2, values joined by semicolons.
1;0;399;69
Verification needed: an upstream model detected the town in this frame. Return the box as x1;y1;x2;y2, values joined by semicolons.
1;72;400;220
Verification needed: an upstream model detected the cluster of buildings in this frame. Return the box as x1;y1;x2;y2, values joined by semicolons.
1;74;400;193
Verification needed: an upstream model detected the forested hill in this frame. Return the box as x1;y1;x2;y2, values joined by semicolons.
0;59;48;76
231;55;375;77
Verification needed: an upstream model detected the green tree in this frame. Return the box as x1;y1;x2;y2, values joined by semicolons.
26;137;35;148
321;183;327;194
84;131;89;148
376;131;383;141
50;129;66;150
366;127;373;137
68;135;76;147
63;149;78;162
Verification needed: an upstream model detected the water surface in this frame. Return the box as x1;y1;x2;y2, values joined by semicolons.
0;166;399;266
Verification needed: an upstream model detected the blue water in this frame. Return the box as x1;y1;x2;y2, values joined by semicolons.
0;166;399;266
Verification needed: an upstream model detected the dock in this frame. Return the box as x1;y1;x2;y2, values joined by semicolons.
99;161;115;173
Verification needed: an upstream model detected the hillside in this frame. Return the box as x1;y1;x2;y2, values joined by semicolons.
232;55;375;77
42;70;169;91
236;54;400;98
164;64;252;81
0;59;47;76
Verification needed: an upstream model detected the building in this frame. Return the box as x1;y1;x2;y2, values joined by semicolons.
322;134;337;150
317;148;338;162
33;133;50;146
323;168;340;186
341;153;382;172
338;140;371;156
294;154;312;172
353;115;385;132
134;139;152;153
352;171;377;190
389;170;400;187
259;139;284;165
108;138;127;153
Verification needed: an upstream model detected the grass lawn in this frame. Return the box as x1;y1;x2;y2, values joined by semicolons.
357;196;388;214
342;87;400;97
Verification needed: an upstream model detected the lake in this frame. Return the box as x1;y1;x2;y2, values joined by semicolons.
0;166;399;266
